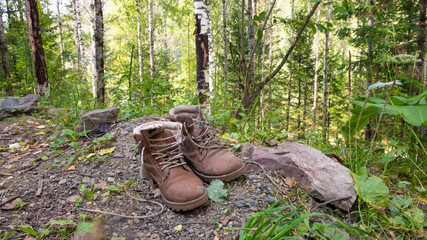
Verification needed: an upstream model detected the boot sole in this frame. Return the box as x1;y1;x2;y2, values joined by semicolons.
189;163;247;182
142;167;209;211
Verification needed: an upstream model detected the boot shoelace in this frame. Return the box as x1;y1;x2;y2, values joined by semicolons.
183;120;223;153
148;133;186;171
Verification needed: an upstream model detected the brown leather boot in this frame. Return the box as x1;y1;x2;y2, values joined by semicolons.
169;105;246;182
133;121;208;211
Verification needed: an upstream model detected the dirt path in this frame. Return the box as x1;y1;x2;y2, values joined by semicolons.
0;113;310;239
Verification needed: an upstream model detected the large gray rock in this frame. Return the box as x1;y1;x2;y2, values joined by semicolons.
242;142;357;211
74;107;120;132
0;94;40;119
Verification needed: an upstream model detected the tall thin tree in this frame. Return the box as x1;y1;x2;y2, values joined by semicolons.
0;7;12;96
416;0;426;88
286;0;294;132
25;0;49;97
365;0;375;141
135;0;143;83
194;0;212;110
56;0;64;70
322;0;331;139
148;0;154;103
312;5;321;129
91;0;105;105
222;0;228;99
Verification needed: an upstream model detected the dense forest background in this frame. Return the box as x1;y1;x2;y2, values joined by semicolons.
1;0;426;189
0;0;426;238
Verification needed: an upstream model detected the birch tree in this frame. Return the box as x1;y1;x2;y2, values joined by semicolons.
194;0;213;109
25;0;49;97
148;0;154;103
416;0;426;87
135;0;143;83
286;0;294;132
56;0;64;70
0;7;12;96
322;0;331;139
365;0;374;141
312;5;321;129
72;0;84;71
91;0;105;105
222;0;227;97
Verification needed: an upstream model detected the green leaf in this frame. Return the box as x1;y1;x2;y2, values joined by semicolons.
323;227;350;240
380;154;396;163
125;180;138;188
105;185;119;191
50;219;76;225
78;184;87;193
62;129;75;136
77;222;94;233
99;147;115;156
18;225;37;237
207;179;227;202
355;175;389;208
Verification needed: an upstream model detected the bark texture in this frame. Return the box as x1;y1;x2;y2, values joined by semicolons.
365;0;375;141
0;7;12;96
286;0;294;132
57;0;64;70
194;0;212;107
72;0;84;70
417;0;426;87
222;0;228;96
148;0;154;103
25;0;49;97
135;0;143;83
91;0;105;105
312;5;321;129
323;0;331;139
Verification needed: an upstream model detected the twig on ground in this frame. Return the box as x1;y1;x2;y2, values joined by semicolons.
312;196;352;211
79;206;163;220
35;179;44;196
132;221;213;229
0;195;19;207
245;160;287;195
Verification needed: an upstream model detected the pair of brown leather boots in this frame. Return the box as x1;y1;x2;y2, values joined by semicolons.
133;105;246;211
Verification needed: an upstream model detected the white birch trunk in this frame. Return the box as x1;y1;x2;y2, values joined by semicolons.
91;0;105;104
312;5;321;129
149;0;155;103
322;0;331;139
135;0;143;83
56;0;64;70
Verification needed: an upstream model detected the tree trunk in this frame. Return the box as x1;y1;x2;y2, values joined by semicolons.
56;0;64;70
286;0;294;132
240;1;320;114
322;0;331;139
312;5;321;130
247;0;255;94
148;0;155;103
91;0;105;105
365;0;374;141
136;0;143;83
416;0;426;88
72;0;84;72
260;0;268;124
25;0;49;97
0;7;12;96
222;0;228;99
194;0;212;109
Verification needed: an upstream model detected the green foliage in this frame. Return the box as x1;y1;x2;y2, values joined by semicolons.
17;219;93;240
354;175;390;208
233;194;364;239
342;90;427;141
206;179;228;203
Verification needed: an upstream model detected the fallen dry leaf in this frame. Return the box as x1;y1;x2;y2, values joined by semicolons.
35;125;46;129
39;143;49;147
0;181;5;188
153;188;161;198
63;165;76;172
85;153;96;159
0;173;12;177
283;177;294;188
99;147;115;156
5;165;14;169
214;231;220;240
8;131;20;135
98;181;107;190
9;156;21;163
219;215;232;225
35;132;46;136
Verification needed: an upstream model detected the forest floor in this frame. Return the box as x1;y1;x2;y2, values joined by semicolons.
0;111;345;239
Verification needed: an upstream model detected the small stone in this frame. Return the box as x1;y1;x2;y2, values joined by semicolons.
66;195;81;203
111;216;122;222
112;233;118;237
59;200;66;205
235;201;245;207
107;177;115;182
266;195;276;204
113;153;125;158
82;177;93;183
205;230;213;238
58;179;67;185
23;190;33;196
